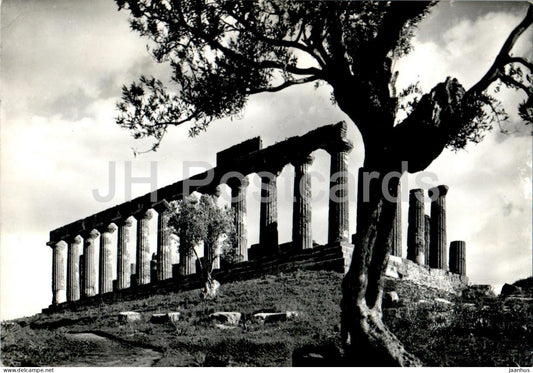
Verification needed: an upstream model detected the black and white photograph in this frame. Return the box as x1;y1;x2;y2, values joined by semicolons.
1;0;532;368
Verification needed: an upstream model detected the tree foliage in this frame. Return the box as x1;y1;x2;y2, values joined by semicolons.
167;193;235;273
116;1;532;165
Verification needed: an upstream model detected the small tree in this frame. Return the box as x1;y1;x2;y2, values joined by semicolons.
167;193;235;299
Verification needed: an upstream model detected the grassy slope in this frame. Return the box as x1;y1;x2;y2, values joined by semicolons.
2;269;532;367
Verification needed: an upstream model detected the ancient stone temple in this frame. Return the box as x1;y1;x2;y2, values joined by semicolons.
46;122;357;309
44;122;468;311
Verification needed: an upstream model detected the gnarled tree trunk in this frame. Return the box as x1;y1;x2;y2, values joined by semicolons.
202;271;220;300
338;78;473;366
200;242;221;300
341;162;422;366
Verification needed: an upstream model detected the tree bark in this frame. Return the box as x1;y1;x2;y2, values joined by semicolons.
202;271;220;300
198;242;221;300
339;78;476;365
341;164;422;366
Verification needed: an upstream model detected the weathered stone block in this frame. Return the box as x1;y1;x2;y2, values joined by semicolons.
385;256;468;294
434;298;453;306
253;311;298;324
167;312;181;326
118;311;142;322
149;312;181;325
340;241;354;274
214;323;237;330
209;311;241;325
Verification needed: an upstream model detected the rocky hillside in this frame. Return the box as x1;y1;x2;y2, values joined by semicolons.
501;277;533;298
2;270;532;367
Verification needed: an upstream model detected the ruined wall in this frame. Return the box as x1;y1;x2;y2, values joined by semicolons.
385;255;468;294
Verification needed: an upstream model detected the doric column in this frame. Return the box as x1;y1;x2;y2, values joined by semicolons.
391;179;402;256
259;169;280;254
49;240;67;305
67;235;82;302
117;216;134;290
135;210;153;285
407;189;425;265
82;229;99;297
449;240;466;276
154;205;172;281
208;189;221;270
292;155;313;250
99;223;116;294
429;185;449;270
424;215;431;266
229;177;249;262
327;142;353;244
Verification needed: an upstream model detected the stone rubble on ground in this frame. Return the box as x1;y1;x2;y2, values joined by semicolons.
167;312;181;326
253;311;298;324
213;323;237;330
434;297;453;305
150;312;181;325
118;311;142;322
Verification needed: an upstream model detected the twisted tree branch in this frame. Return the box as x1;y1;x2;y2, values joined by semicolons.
246;75;320;94
508;56;533;72
468;4;533;95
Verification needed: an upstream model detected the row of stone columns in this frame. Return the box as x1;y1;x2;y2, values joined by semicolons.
49;142;354;305
251;144;352;257
404;185;466;276
407;186;448;267
49;207;176;304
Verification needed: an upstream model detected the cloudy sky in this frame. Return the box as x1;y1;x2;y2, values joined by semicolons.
1;1;531;320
